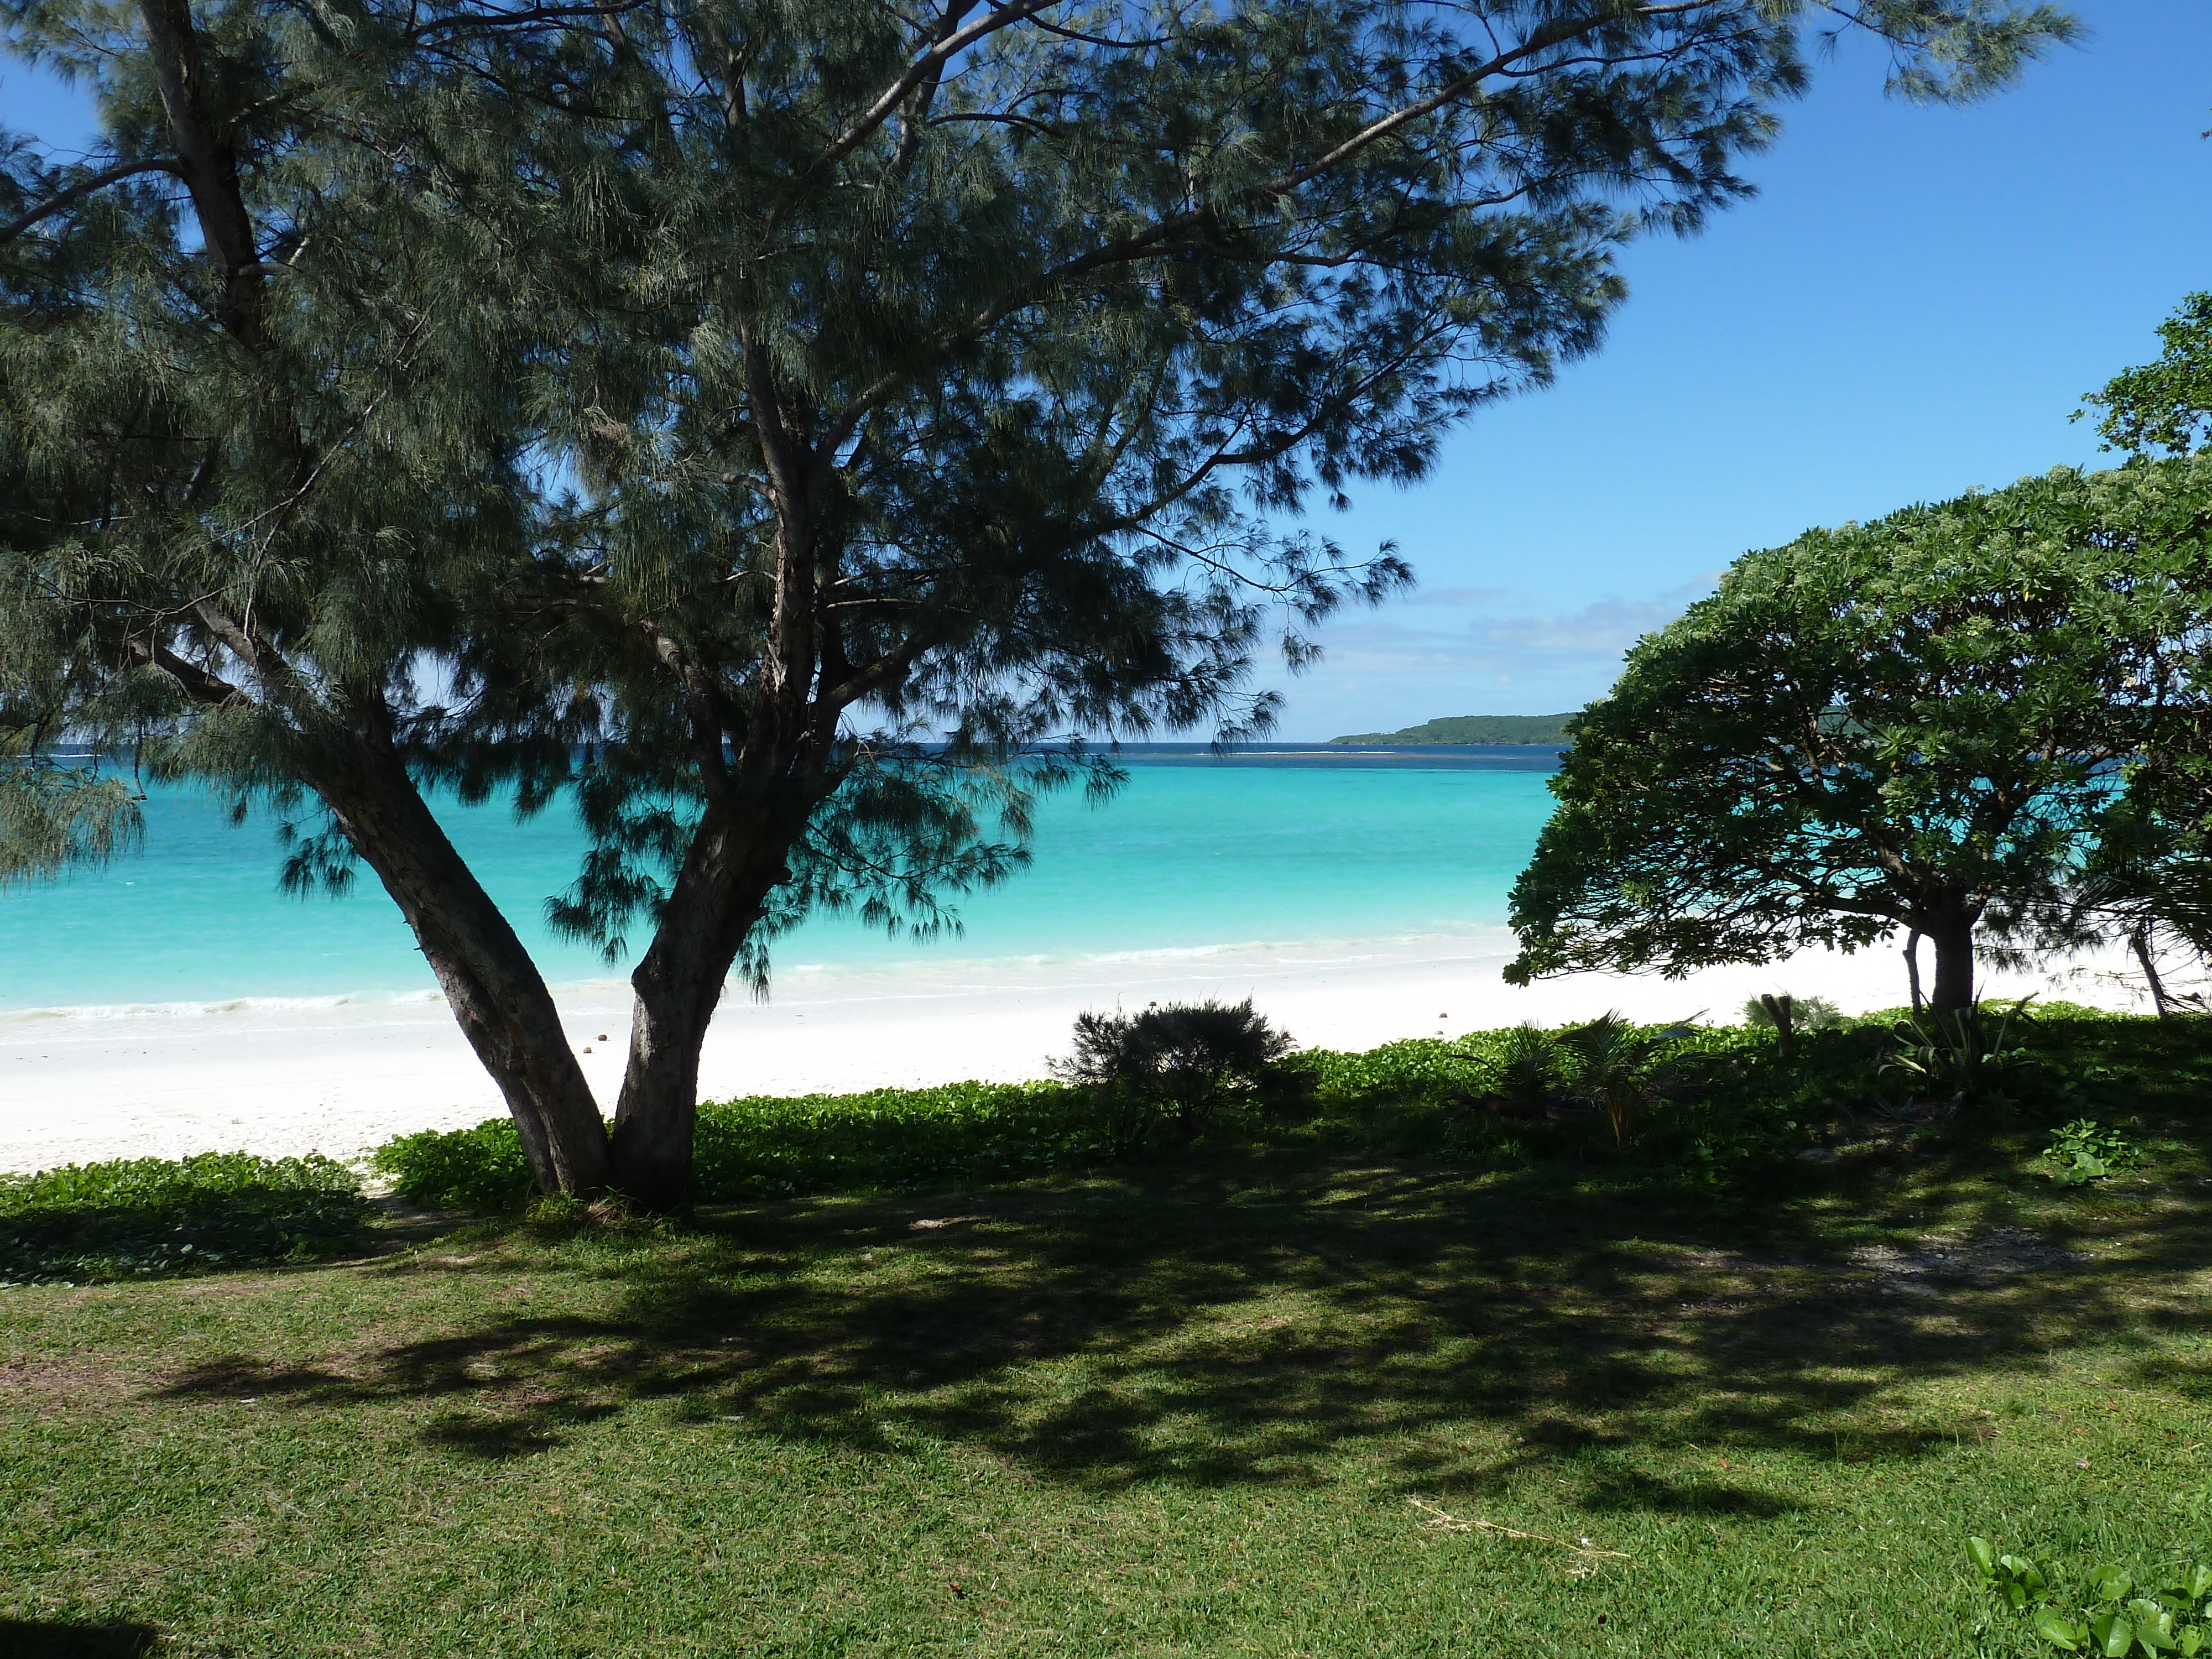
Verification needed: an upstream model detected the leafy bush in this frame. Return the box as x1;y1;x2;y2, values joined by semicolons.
1741;993;1844;1031
693;1081;1098;1193
1301;1036;1477;1103
1741;992;1846;1060
1051;998;1295;1141
0;1152;373;1285
1489;1023;1566;1114
370;1117;536;1210
1561;1012;1698;1142
1970;1537;2212;1655
372;1080;1104;1209
1881;997;2041;1104
2039;1118;2143;1188
1446;1015;1701;1144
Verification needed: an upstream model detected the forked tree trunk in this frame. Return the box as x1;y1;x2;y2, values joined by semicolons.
129;0;611;1196
307;739;612;1197
602;477;854;1209
609;803;802;1209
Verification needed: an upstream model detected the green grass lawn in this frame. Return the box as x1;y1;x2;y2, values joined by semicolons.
5;1015;2212;1656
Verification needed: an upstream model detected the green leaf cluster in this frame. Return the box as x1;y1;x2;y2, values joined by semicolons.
1971;1539;2212;1656
2038;1117;2143;1187
1507;459;2212;998
1880;996;2042;1104
0;752;140;886
2083;292;2212;460
0;1151;372;1284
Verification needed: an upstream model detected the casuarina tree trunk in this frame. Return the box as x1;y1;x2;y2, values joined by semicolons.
604;485;852;1208
1926;915;1977;1014
127;5;612;1197
2131;923;2174;1019
307;737;612;1197
608;804;799;1210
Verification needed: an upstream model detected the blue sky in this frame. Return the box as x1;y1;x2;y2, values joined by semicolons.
7;4;2209;739
1301;2;2212;736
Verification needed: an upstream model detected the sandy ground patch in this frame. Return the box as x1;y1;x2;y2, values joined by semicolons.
0;932;2146;1171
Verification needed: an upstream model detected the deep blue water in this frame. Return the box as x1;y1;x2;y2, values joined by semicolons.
0;746;1562;1009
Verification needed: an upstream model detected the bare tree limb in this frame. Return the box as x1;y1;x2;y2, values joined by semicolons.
127;638;251;708
820;0;1053;170
0;158;185;244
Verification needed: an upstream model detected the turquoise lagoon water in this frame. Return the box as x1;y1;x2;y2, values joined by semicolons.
0;746;1561;1011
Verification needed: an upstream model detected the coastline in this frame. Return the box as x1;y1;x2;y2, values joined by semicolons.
0;930;2148;1173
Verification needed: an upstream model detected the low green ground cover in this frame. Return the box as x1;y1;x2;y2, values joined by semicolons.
373;1081;1101;1211
0;1152;372;1286
4;1008;2211;1656
370;1001;2145;1212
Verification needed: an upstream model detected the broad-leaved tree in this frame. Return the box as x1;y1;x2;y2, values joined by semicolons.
1506;461;2212;1011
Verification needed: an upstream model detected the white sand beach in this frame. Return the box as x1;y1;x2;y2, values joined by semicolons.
0;930;2151;1173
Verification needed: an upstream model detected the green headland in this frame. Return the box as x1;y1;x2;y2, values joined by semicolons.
1328;713;1575;745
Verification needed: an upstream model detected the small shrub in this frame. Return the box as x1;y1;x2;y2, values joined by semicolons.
1560;1012;1698;1143
1051;998;1295;1142
1488;1023;1566;1115
1970;1537;2212;1655
2038;1118;2143;1188
0;1152;373;1284
1741;993;1844;1031
371;1118;536;1211
1881;996;2041;1104
1736;993;1846;1062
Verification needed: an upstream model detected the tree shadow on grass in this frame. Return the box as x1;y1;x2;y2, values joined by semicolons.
148;1146;2212;1517
0;1621;160;1657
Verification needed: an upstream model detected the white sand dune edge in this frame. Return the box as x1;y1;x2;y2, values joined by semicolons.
0;935;2148;1173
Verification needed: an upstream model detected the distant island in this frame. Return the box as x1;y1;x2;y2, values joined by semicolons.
1328;713;1575;746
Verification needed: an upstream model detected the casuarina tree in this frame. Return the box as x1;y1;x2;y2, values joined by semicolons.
1;0;2079;1204
1506;461;2212;1011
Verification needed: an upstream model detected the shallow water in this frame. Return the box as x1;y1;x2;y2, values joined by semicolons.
1;745;1561;1012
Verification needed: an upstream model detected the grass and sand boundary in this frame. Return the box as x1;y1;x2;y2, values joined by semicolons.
0;936;2146;1173
4;1003;2211;1655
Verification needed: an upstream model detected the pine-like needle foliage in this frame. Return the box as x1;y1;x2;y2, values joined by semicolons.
0;0;2081;1198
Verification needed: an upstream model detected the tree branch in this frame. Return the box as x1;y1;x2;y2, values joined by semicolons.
820;0;1051;171
821;633;932;710
127;638;251;709
0;158;186;244
829;3;1637;442
644;628;733;801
